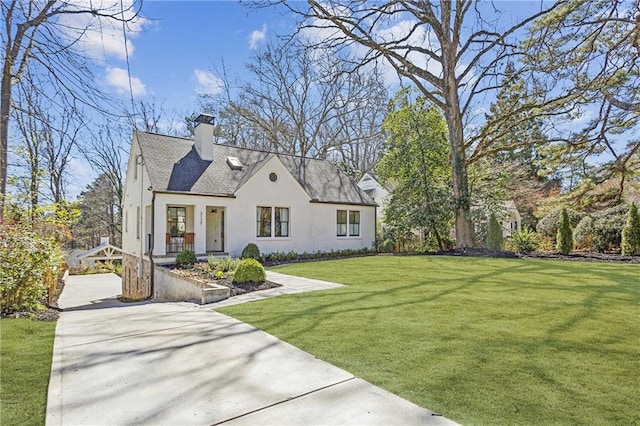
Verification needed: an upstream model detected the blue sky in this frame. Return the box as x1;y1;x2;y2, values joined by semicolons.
99;1;289;116
10;1;604;199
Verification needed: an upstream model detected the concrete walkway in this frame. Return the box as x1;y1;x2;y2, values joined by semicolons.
46;273;457;426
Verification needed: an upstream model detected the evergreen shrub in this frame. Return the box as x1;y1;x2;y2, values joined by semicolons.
241;243;261;260
486;213;504;251
176;249;197;267
537;208;582;238
232;258;266;284
592;204;628;253
573;216;595;250
621;203;640;256
556;208;574;255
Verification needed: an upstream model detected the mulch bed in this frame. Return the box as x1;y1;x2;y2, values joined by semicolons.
433;248;640;264
168;264;282;297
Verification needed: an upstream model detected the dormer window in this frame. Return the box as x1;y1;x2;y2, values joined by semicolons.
226;156;242;170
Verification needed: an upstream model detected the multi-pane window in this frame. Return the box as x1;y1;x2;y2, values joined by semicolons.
257;207;289;238
168;207;186;237
275;207;289;237
337;209;360;237
257;206;272;237
337;210;348;236
349;211;360;236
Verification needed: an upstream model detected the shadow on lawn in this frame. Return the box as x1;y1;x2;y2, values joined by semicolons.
221;257;640;423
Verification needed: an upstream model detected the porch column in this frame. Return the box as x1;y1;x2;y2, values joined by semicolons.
194;204;207;254
154;202;167;256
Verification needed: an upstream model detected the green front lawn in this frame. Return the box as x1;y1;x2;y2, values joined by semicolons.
217;256;640;425
1;318;57;426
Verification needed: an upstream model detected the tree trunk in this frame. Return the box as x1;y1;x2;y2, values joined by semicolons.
1;59;12;220
442;42;475;248
447;110;475;248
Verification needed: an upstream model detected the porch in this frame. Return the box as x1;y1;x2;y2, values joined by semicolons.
161;204;227;255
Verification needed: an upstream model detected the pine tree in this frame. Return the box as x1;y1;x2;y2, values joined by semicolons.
556;207;574;255
621;203;640;256
486;213;504;251
480;62;553;229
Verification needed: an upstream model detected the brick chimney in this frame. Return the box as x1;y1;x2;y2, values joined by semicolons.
194;113;215;161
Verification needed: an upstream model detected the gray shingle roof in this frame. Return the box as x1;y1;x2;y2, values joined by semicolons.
135;131;376;206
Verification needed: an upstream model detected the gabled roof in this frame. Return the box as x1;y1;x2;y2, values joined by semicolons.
135;131;376;206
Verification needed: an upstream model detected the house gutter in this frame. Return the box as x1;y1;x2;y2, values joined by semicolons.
374;204;378;252
153;190;236;198
309;199;378;207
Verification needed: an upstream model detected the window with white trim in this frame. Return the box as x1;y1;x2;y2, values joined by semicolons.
349;211;360;236
257;207;290;238
337;210;348;236
257;206;272;237
275;207;289;237
337;209;360;237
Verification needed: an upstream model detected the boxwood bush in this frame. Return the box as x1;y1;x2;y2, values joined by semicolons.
241;243;261;261
233;258;266;284
175;249;197;267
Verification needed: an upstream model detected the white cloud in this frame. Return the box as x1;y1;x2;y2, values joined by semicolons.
194;69;223;96
104;67;147;97
56;0;148;62
248;24;267;50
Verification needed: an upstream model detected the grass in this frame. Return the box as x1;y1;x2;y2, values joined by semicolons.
217;256;640;425
1;318;57;426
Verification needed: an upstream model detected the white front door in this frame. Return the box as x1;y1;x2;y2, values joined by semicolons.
206;208;224;252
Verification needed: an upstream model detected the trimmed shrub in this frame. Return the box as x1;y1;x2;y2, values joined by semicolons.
573;216;595;250
232;258;266;284
486;213;504;251
175;249;197;267
556;208;574;255
621;203;640;256
508;226;539;253
537;208;583;238
241;243;260;260
592;204;628;253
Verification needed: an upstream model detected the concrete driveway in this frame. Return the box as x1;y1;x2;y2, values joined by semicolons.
46;273;457;425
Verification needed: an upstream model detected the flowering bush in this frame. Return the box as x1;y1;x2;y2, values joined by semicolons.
0;222;63;314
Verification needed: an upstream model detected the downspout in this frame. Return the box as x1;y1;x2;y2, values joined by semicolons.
147;189;155;300
137;154;145;282
374;205;378;253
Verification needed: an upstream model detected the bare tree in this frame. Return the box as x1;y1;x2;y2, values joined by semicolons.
41;101;82;204
1;0;143;219
264;1;563;247
10;72;83;219
201;39;388;173
11;81;45;224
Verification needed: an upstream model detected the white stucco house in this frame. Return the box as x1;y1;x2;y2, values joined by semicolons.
121;114;377;298
472;200;522;239
501;200;522;237
357;172;521;240
357;172;390;219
